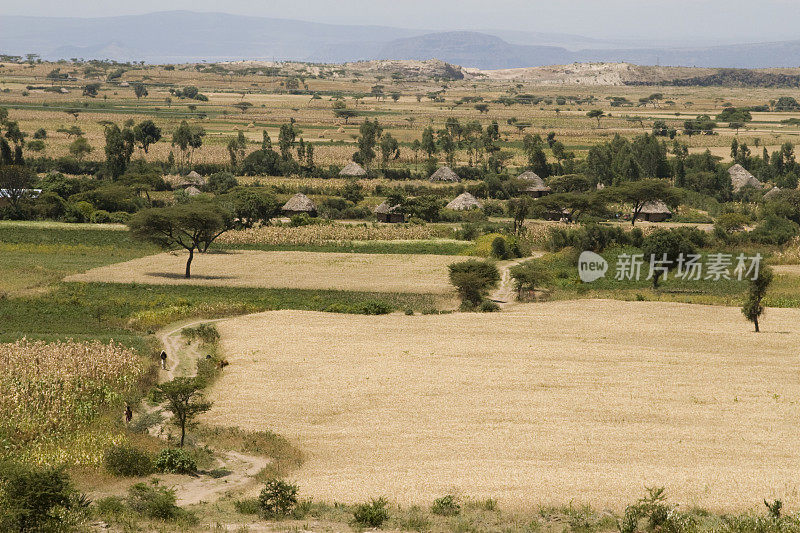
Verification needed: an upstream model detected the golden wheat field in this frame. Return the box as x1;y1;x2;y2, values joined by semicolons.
66;250;460;293
203;300;800;511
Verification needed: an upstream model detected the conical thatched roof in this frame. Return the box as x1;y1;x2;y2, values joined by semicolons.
640;200;672;214
373;201;400;215
446;192;483;211
181;170;207;188
282;193;316;213
429;166;461;182
184;186;201;196
764;186;781;200
729;164;763;193
340;161;367;177
517;171;551;193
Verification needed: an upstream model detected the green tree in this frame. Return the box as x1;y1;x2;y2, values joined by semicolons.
278;123;296;160
152;377;212;447
133;120;162;154
133;83;148;100
0;165;35;214
354;119;382;169
104;123;134;178
586;109;605;127
742;266;773;332
333;108;358;124
606;179;680;226
640;229;698;288
171;120;205;170
128;202;233;278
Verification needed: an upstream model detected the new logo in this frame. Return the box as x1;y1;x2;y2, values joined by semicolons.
578;251;608;283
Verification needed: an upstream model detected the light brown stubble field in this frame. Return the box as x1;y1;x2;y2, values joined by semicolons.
65;250;459;294
203;300;800;511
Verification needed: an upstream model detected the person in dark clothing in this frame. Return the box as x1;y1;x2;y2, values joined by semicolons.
124;404;133;425
160;350;167;370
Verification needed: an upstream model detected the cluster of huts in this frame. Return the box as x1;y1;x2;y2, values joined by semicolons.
272;161;776;223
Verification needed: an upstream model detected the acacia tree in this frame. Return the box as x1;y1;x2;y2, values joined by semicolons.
153;377;212;447
606;179;679;226
128;202;233;278
133;83;148;100
68;137;93;161
742;266;773;332
448;259;500;310
587;109;605;127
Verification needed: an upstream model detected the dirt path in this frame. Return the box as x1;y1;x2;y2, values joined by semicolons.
144;318;268;506
488;254;543;309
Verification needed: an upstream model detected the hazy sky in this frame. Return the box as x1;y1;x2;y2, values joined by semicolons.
1;0;798;43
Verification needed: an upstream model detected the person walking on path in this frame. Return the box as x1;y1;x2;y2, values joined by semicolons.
124;404;133;425
160;350;167;370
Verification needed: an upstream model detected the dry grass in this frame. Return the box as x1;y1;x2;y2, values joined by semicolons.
204;300;800;511
65;250;459;294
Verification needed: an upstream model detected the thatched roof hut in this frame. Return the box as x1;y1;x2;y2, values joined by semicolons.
373;201;404;223
282;193;317;216
517;171;551;197
764;186;781;200
446;192;483;211
184;186;202;196
429;166;461;182
729;164;763;193
637;200;672;222
340;161;367;177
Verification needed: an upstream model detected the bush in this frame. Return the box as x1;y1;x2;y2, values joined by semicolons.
448;259;501;310
324;300;393;315
127;481;190;521
181;323;220;345
431;494;461;516
0;461;87;532
234;497;261;515
103;444;153;477
94;496;126;518
90;209;112;224
750;216;800;245
352;497;390;528
258;479;298;518
154;448;197;474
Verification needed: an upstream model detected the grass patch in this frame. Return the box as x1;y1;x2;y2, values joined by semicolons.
194;425;304;479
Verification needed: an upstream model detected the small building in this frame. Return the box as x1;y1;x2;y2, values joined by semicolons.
446;192;483;211
339;161;367;177
637;200;672;222
282;193;317;217
429;166;461;182
764;186;781;200
374;201;404;223
517;171;551;198
729;164;763;193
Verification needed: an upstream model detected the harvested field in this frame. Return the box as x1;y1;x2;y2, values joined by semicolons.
204;300;800;511
66;250;459;294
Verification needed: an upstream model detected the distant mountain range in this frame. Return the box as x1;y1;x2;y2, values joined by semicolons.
2;11;800;69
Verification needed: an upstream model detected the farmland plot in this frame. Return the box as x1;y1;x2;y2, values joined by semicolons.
66;250;460;294
204;300;800;511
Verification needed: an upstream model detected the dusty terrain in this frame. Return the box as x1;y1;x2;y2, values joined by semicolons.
66;250;460;294
204;300;800;511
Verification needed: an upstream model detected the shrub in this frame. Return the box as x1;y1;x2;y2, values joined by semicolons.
480;300;500;312
431;494;460;516
154;448;197;474
127;481;190;521
90;209;112;224
94;496;127;518
0;461;87;532
750;216;800;245
448;259;501;310
258;479;299;518
491;236;509;259
181;323;220;345
104;444;153;477
352;497;390;528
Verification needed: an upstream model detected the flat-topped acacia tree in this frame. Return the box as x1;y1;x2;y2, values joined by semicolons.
128;201;233;278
